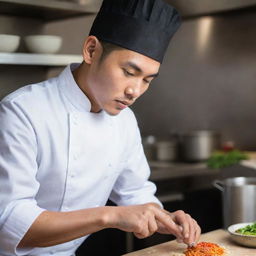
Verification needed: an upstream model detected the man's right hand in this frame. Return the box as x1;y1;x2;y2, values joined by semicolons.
19;203;200;249
104;203;201;246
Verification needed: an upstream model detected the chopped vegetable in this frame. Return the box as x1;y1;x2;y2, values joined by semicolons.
207;150;248;169
236;223;256;236
184;242;225;256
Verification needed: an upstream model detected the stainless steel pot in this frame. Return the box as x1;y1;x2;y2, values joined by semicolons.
156;140;177;162
180;130;220;162
214;177;256;228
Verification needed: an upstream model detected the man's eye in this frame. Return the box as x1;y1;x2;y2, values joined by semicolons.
123;69;134;76
143;79;150;84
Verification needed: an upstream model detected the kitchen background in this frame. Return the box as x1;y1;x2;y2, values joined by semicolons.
0;0;256;255
1;1;256;149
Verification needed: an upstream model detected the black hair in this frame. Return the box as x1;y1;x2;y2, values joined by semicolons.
99;40;123;62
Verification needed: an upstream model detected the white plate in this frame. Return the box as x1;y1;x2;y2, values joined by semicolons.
228;222;256;247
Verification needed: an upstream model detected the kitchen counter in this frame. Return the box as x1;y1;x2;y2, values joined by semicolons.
149;161;256;182
149;161;220;181
122;229;256;255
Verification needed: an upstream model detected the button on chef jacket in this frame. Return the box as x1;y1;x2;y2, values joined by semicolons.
0;63;161;256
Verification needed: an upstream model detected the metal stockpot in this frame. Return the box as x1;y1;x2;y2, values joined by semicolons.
214;177;256;228
180;130;220;162
156;140;177;162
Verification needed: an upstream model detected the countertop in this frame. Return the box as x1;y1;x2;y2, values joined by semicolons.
122;229;256;255
149;160;256;182
149;161;219;181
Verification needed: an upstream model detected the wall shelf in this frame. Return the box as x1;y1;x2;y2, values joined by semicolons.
166;0;256;18
0;53;83;66
0;0;100;20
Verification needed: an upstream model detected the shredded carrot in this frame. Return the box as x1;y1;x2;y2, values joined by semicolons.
184;242;225;256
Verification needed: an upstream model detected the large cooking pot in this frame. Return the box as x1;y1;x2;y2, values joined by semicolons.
180;130;220;162
214;177;256;228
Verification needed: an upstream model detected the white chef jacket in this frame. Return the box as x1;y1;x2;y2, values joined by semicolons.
0;63;161;256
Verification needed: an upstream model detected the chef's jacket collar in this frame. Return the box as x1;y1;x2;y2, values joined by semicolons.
60;63;92;112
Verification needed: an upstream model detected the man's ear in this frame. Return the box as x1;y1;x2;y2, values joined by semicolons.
82;36;101;64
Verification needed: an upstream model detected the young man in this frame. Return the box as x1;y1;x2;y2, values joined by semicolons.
0;0;201;255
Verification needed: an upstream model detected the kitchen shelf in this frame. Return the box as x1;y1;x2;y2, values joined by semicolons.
0;0;100;20
149;161;220;181
167;0;256;18
0;53;83;66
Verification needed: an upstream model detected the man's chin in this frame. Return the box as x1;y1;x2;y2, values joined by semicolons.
104;108;122;116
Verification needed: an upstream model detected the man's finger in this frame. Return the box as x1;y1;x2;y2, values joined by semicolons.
134;232;145;239
171;211;190;240
194;220;201;244
148;215;158;236
154;209;183;238
187;215;196;245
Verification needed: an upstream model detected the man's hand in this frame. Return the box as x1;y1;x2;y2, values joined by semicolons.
157;209;201;246
105;203;201;246
18;203;200;249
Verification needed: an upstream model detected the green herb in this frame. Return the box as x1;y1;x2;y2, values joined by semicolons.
236;223;256;236
207;150;248;169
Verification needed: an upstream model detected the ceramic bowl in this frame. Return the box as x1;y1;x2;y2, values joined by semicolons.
24;35;62;54
0;34;20;53
228;222;256;247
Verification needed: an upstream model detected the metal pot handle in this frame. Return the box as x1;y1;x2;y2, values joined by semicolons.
213;180;225;192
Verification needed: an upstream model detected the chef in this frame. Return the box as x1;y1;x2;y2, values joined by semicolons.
0;0;201;255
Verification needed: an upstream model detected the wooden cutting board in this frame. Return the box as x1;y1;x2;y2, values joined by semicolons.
245;151;256;160
122;229;256;256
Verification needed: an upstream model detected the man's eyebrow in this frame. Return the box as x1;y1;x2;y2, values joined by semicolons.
124;61;159;78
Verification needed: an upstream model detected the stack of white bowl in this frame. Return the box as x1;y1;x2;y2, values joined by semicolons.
24;35;62;54
0;34;62;54
0;34;20;53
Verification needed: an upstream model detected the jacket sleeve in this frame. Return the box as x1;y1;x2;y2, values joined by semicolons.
0;100;45;256
109;110;162;208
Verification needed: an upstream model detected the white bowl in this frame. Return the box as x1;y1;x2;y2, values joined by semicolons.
0;34;20;53
24;35;62;54
228;222;256;247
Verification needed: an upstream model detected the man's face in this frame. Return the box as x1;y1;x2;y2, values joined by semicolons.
86;47;160;116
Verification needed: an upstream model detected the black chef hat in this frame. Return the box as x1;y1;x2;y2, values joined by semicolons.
89;0;181;63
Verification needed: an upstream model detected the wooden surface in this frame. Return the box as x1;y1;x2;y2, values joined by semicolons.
122;229;256;256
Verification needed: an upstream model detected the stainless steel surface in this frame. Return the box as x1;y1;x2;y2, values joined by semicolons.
214;177;256;228
180;130;220;162
156;140;177;162
167;0;256;17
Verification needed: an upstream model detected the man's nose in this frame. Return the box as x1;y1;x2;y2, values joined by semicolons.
125;83;141;99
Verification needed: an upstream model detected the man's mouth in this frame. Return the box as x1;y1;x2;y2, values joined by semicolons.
115;100;131;110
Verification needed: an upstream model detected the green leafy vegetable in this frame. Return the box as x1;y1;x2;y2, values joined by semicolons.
236;223;256;236
207;150;248;169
